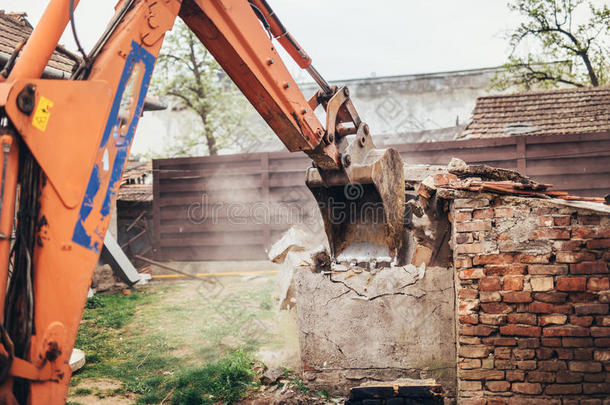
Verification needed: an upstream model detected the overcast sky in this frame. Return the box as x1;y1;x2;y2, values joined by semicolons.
4;0;529;80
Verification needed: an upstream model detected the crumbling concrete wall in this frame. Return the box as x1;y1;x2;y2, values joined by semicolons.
451;194;610;404
294;264;456;396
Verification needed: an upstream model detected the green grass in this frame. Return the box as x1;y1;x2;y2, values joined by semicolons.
71;278;282;404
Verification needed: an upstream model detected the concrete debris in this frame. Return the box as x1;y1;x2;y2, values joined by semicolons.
91;264;128;293
269;226;328;310
69;348;86;372
261;368;284;385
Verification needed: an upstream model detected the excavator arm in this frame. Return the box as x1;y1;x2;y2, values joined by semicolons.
0;0;404;403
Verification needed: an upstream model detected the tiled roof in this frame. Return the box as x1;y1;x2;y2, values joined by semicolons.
461;86;610;139
0;10;78;74
119;162;153;202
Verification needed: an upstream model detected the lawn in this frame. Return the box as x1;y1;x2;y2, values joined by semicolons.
67;275;302;404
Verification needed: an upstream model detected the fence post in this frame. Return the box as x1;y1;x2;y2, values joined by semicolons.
152;159;162;261
261;153;271;250
516;136;526;174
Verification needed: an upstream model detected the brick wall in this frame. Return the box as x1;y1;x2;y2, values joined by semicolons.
451;195;610;404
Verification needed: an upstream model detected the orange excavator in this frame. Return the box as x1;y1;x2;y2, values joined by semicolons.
0;0;404;403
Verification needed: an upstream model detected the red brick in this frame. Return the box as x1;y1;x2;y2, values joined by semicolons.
583;373;605;383
527;371;555;383
539;216;554;227
516;360;537;370
455;256;472;269
594;337;610;347
472;208;493;219
517;338;540;349
460;336;481;345
513;348;535;360
567;292;596;303
579;215;601;225
457;221;491;232
556;277;586;291
460;358;482;370
454;210;472;222
474;254;515;265
533;292;567;303
458;288;479;300
528;264;567;275
570;316;594;327
480;314;507;325
459;345;491;358
597;315;610;326
485;337;517;346
479;277;501;291
486;264;526;276
494;207;513;217
481;291;503;303
459;369;505;380
574;347;593;360
588;277;610;291
486;381;510;392
529;301;555;313
481;302;513;314
533;228;570;240
500;325;541;337
557;251;596;263
460;314;479;325
507;313;537;325
512;382;542;394
503;276;523;291
591;327;610;337
461;324;497;336
593;350;610;361
572;227;597;239
459;268;485;279
556;370;583;383
570;262;609;275
554;216;571;226
536;347;556;359
574;303;609;315
541;337;561;347
552;240;583;251
583;383;610;394
495;359;516;369
569;360;602;372
539;315;567;326
587;239;610;249
552;304;574;314
494;347;512;359
563;337;593;347
503;291;532;303
543;326;590;337
515;253;551;264
456;243;486;254
460;399;486;405
556;348;574;359
538;360;568;371
545;384;583;395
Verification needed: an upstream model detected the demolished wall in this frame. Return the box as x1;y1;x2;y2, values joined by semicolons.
451;194;610;404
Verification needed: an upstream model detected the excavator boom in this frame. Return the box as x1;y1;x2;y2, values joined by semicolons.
0;0;404;403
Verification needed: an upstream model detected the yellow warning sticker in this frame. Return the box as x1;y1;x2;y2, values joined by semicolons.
32;96;54;132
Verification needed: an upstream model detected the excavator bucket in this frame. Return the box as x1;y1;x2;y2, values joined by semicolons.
306;146;405;266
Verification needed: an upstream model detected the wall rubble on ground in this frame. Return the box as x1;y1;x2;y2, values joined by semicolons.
451;193;610;404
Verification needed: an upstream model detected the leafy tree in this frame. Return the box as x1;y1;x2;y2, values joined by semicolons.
151;21;261;157
493;0;610;90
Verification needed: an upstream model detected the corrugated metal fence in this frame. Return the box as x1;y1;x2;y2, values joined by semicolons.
153;132;610;261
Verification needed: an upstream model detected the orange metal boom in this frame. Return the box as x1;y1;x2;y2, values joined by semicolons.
0;0;403;403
